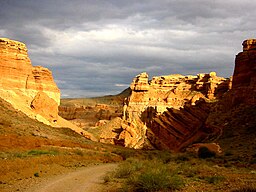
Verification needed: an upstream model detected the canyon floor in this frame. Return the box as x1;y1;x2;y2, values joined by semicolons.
1;96;256;192
25;163;118;192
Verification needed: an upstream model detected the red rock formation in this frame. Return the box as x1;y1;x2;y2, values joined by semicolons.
58;104;122;128
231;39;256;105
0;38;60;104
0;38;99;140
30;91;59;122
148;100;213;151
0;38;60;123
102;72;230;149
233;39;256;88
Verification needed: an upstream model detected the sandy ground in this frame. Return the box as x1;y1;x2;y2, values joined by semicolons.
25;163;117;192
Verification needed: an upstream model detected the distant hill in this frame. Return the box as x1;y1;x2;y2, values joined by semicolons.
60;87;131;107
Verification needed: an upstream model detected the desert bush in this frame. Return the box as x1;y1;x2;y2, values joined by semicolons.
174;153;193;163
249;158;256;164
145;150;173;164
103;173;113;183
177;162;199;178
128;166;184;192
114;162;136;178
27;149;58;156
111;158;142;179
111;158;184;192
112;149;136;160
198;147;216;159
34;172;39;177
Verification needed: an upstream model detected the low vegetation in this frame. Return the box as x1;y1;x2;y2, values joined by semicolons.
103;151;256;192
1;97;256;192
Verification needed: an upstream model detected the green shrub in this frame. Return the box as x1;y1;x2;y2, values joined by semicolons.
198;147;216;159
104;158;185;192
129;168;184;192
27;149;58;156
177;163;199;178
103;174;112;183
112;149;135;160
114;161;137;178
74;149;84;156
175;153;192;163
148;150;173;164
34;172;39;177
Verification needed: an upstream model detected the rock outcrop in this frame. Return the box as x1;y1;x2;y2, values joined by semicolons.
0;38;96;140
0;38;60;124
233;39;256;89
0;38;60;104
231;39;256;105
102;71;230;149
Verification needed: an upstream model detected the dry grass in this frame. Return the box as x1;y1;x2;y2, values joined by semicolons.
103;152;256;192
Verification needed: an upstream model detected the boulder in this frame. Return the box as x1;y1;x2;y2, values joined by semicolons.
30;91;58;123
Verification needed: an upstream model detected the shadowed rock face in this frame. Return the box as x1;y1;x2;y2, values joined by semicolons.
233;39;256;88
231;39;256;105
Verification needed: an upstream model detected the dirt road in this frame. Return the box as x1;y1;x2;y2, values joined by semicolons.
26;163;117;192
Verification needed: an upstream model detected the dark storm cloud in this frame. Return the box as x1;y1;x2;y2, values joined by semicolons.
0;0;256;97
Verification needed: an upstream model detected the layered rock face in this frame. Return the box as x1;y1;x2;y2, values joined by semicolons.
108;71;230;149
112;39;255;151
0;38;60;105
233;39;256;88
231;39;256;105
59;104;122;128
0;38;60;123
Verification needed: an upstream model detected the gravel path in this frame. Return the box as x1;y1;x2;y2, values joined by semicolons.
26;163;117;192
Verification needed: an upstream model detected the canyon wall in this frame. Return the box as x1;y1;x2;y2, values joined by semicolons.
0;38;60;123
231;39;256;105
0;38;96;140
111;39;256;151
102;71;230;149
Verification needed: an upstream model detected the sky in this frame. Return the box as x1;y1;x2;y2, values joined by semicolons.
0;0;255;98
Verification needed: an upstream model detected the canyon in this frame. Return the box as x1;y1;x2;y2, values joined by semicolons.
1;37;255;153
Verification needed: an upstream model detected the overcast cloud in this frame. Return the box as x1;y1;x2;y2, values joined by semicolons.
0;0;255;97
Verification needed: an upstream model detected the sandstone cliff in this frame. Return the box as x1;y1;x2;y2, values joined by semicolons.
231;39;256;105
0;38;60;123
106;39;255;151
205;39;256;160
100;70;230;149
0;38;95;140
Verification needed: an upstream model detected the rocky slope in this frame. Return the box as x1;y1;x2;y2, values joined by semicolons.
0;38;94;139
